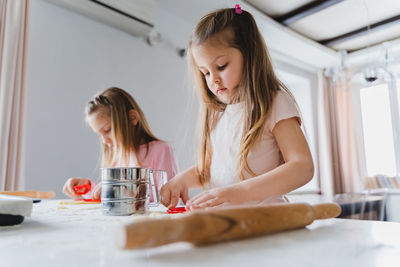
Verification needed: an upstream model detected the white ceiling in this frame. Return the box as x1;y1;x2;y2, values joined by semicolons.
245;0;314;17
245;0;400;52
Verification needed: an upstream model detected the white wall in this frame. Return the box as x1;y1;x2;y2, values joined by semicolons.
24;0;197;197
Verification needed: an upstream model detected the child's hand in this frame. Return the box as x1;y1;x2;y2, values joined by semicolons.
186;184;242;210
160;177;189;209
91;183;102;200
62;177;92;199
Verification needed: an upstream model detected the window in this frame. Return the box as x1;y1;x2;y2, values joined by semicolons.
359;81;400;177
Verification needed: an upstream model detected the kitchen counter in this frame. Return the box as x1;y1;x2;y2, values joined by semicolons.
1;200;400;267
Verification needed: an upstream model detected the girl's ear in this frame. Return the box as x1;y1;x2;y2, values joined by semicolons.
129;109;140;126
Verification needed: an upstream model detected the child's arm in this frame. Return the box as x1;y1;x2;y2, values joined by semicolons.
242;117;314;200
160;166;202;208
187;117;314;209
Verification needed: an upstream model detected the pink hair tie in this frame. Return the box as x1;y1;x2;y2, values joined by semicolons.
235;4;242;15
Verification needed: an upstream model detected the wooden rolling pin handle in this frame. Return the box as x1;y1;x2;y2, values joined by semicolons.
0;191;56;199
119;203;341;250
312;203;342;220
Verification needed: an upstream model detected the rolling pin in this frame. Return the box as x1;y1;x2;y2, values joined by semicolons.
0;191;56;199
118;202;341;249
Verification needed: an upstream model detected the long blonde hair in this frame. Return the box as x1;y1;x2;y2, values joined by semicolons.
188;7;292;184
86;87;159;167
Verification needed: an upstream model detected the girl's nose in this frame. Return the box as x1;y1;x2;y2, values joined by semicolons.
213;74;221;84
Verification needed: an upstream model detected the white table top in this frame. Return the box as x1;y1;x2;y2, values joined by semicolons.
1;200;400;267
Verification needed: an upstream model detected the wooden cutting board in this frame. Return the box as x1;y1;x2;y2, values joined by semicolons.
118;202;341;249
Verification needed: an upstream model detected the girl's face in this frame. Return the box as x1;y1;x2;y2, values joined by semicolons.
87;109;114;148
192;39;243;104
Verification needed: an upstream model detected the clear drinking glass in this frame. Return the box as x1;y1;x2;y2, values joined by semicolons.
148;169;168;207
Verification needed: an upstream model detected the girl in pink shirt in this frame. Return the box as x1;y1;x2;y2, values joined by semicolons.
63;87;178;200
161;5;314;210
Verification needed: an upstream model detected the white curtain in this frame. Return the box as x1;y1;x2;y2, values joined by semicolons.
0;0;28;190
317;69;367;195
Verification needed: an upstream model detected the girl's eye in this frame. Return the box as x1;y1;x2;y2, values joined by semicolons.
105;129;111;134
203;72;210;77
218;64;227;71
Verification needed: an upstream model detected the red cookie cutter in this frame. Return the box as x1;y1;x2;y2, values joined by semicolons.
73;183;100;203
167;207;187;214
73;183;91;195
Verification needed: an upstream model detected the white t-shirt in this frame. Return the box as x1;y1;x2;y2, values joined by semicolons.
208;90;301;189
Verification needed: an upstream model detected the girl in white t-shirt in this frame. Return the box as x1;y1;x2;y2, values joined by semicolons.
160;5;314;210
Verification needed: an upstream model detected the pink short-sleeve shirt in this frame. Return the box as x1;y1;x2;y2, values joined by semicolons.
135;140;179;180
129;140;179;202
209;90;300;188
